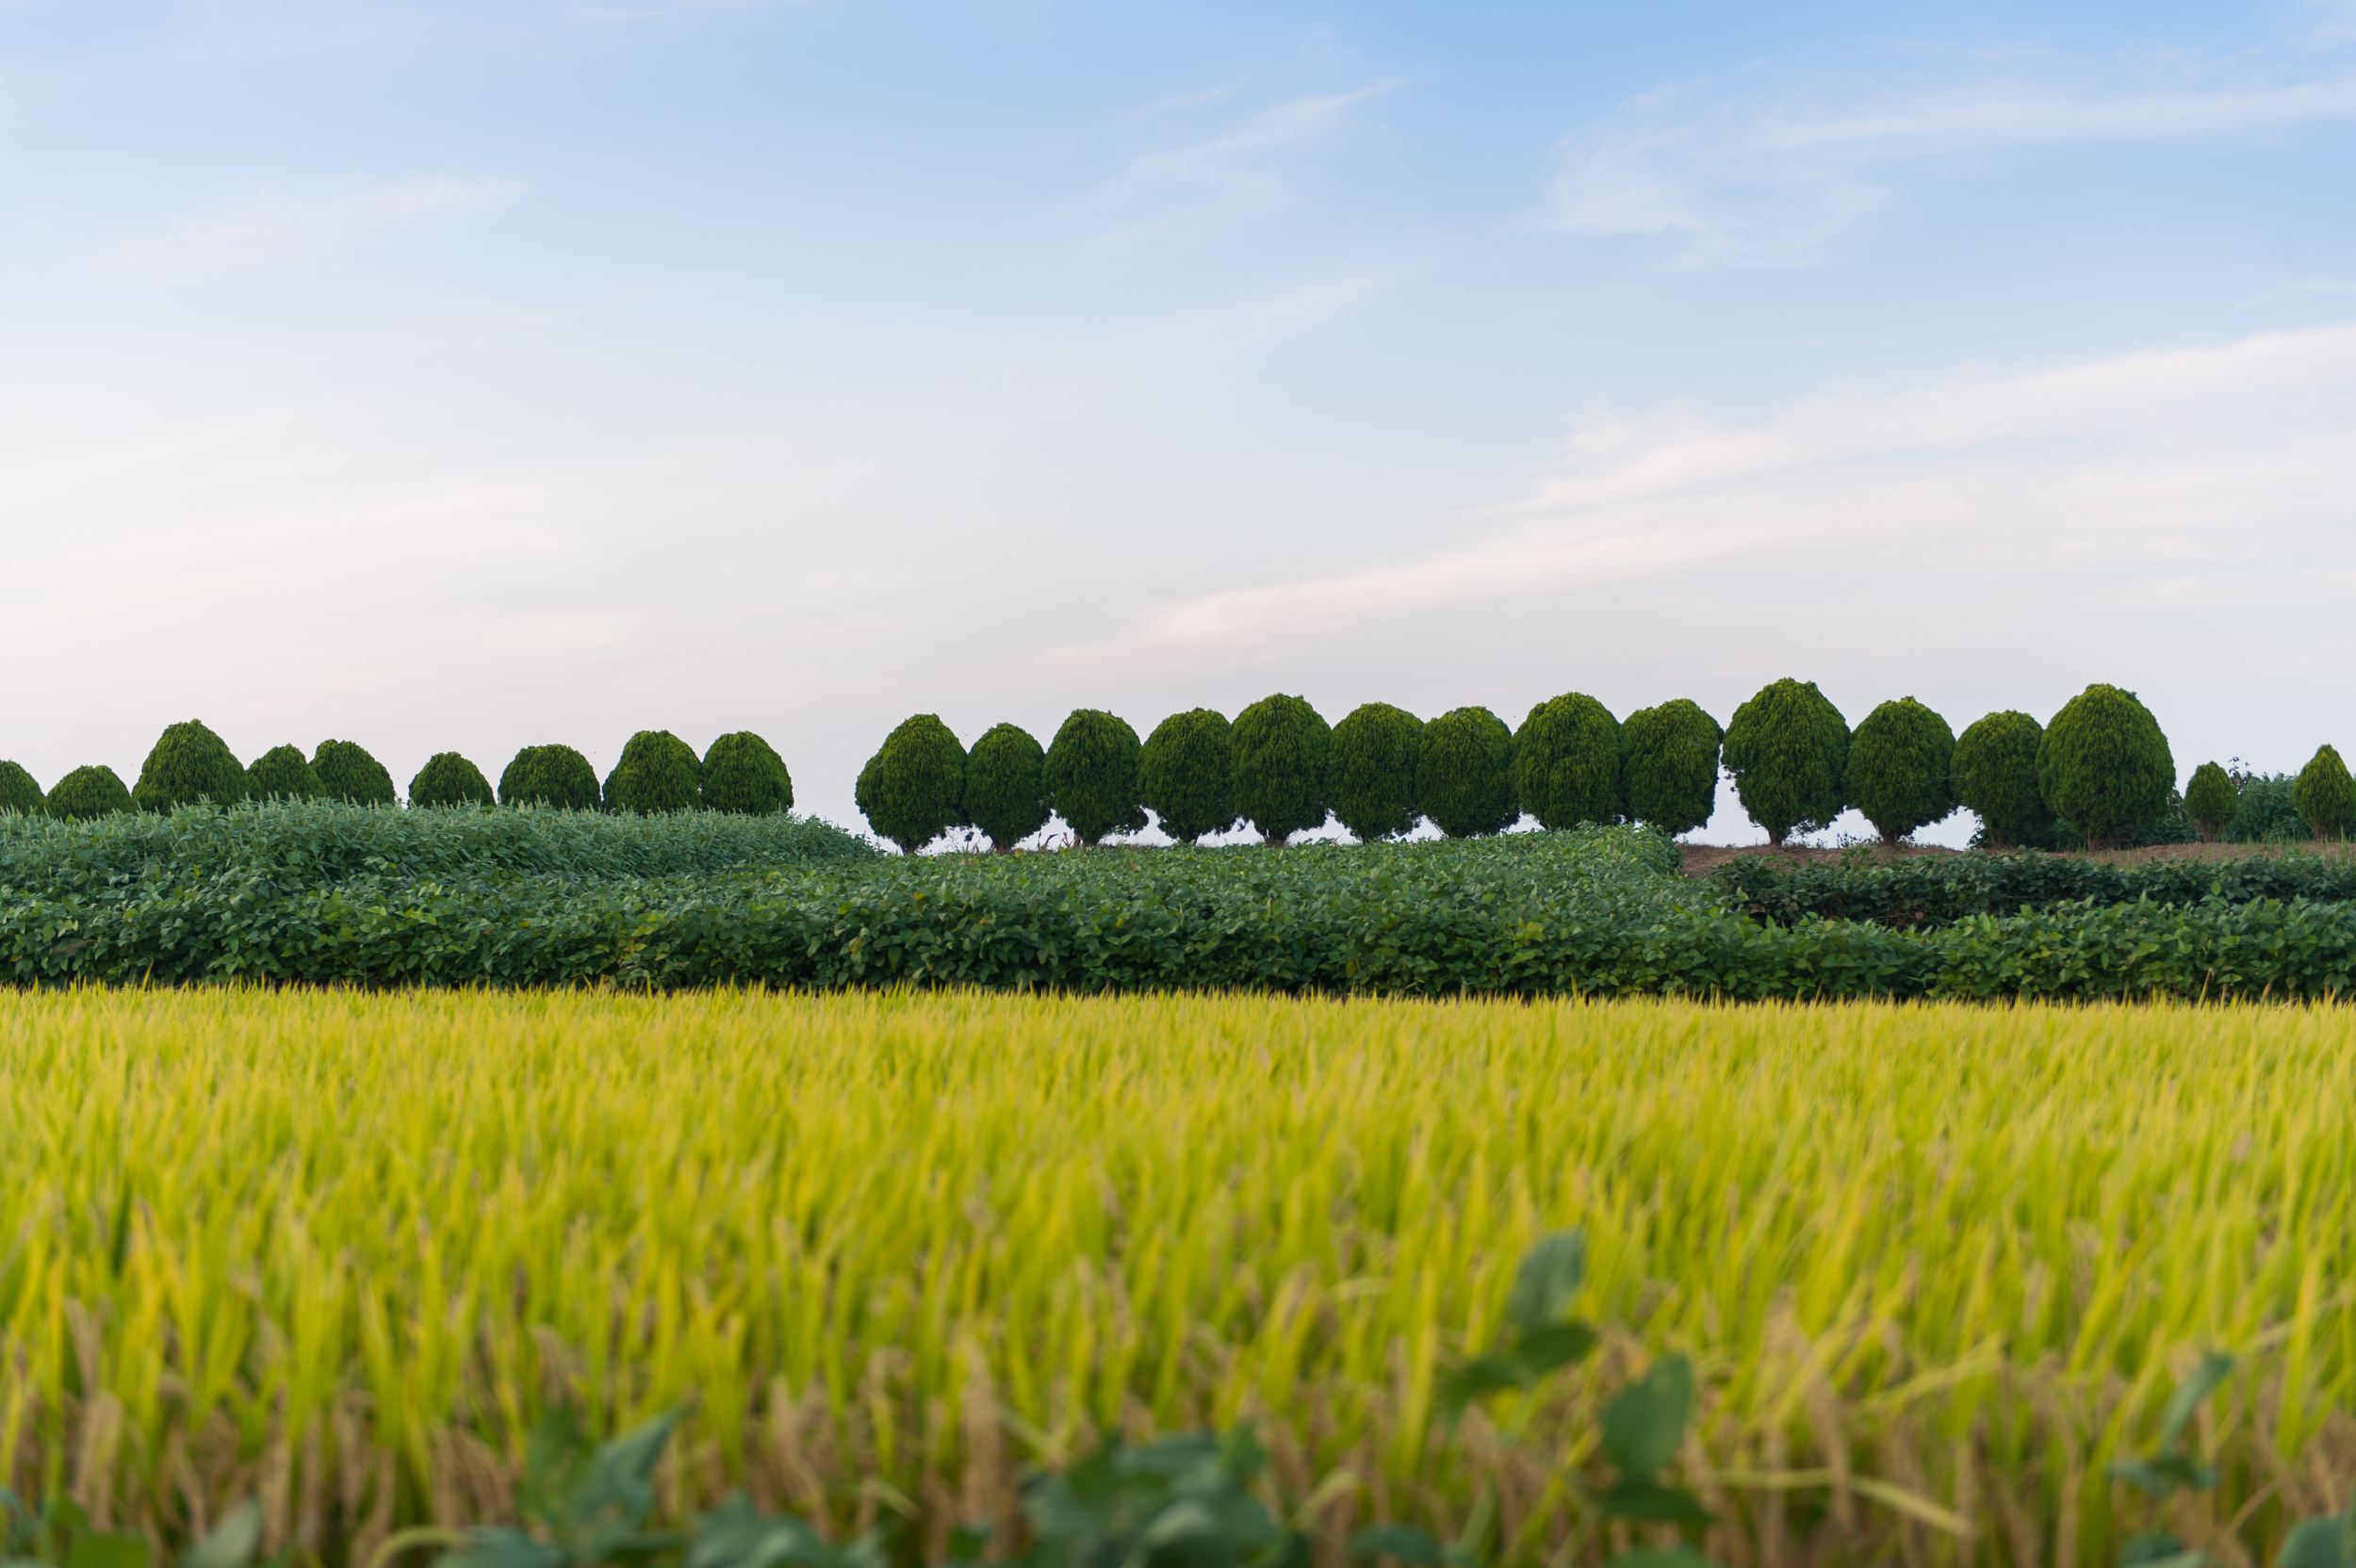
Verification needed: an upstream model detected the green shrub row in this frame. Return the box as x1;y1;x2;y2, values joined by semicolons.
10;825;2356;1000
0;723;795;820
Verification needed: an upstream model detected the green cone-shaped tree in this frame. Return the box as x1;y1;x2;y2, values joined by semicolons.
2184;761;2237;843
44;765;134;822
0;760;41;816
1139;710;1235;845
603;731;702;814
410;752;496;808
1621;700;1722;837
701;732;794;815
1233;694;1333;846
964;724;1050;851
2038;685;2173;850
1954;711;2054;850
313;741;399;808
2295;745;2356;841
855;715;967;855
1418;706;1518;839
1722;679;1848;846
1045;710;1147;848
247;744;325;802
499;745;601;810
1330;703;1423;843
1846;697;1956;845
1513;693;1621;831
135;720;250;812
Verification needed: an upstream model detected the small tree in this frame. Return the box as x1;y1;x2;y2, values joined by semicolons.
2295;744;2355;841
1232;694;1333;846
964;724;1050;851
1846;697;1956;846
411;752;497;808
2038;684;2173;851
1330;703;1423;842
44;765;134;822
1621;700;1722;837
1418;706;1517;838
2184;762;2236;843
1139;709;1235;845
313;740;399;808
247;745;325;802
499;745;601;810
1513;694;1621;831
603;731;703;813
855;715;968;855
1722;680;1848;847
135;720;250;812
701;732;794;815
1954;711;2054;850
0;760;41;816
1045;710;1147;848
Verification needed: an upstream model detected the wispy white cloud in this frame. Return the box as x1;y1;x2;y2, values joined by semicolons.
1551;51;2356;266
106;174;526;270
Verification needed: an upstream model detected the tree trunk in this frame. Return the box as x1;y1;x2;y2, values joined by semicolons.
1266;829;1287;848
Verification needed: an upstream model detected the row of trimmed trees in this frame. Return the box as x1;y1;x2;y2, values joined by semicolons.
0;721;796;820
855;693;1726;854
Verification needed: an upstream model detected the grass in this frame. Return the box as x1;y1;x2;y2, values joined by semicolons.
3;988;2355;1568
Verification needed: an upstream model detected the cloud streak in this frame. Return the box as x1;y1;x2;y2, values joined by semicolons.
108;174;526;269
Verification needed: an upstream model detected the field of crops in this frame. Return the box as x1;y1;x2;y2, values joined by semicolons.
5;987;2355;1568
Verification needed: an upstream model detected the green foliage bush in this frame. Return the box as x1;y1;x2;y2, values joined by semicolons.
499;744;602;811
0;762;41;817
1846;697;1956;844
1512;694;1621;831
963;724;1049;851
700;732;794;816
247;745;324;803
1722;679;1848;845
312;741;398;808
2038;684;2173;850
1329;703;1423;843
1954;711;2054;849
855;715;968;855
2295;745;2356;841
1045;710;1148;848
135;721;250;812
1232;694;1333;845
1620;699;1722;837
603;731;702;814
41;766;134;823
410;752;497;808
1418;706;1518;839
1138;709;1234;845
2227;773;2303;842
2184;762;2237;842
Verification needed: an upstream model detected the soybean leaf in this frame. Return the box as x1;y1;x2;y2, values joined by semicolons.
1349;1527;1442;1566
2108;1454;2218;1502
181;1500;263;1568
1504;1232;1588;1333
436;1528;564;1568
1438;1356;1526;1422
1602;1355;1694;1480
572;1409;686;1531
2158;1353;2233;1451
2279;1517;2354;1568
689;1495;835;1568
1600;1478;1716;1530
2123;1533;2188;1566
66;1536;151;1568
1513;1322;1599;1380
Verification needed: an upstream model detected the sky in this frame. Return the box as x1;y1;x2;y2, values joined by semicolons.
5;0;2355;847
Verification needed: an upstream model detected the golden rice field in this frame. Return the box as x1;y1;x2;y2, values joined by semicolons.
4;988;2356;1568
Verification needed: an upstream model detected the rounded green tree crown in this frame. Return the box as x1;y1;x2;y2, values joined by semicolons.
1418;706;1518;839
2295;744;2355;840
312;740;399;808
1329;702;1424;843
1513;693;1622;832
1847;696;1956;843
0;760;41;817
964;723;1050;850
1139;709;1235;845
1232;694;1333;844
499;744;601;810
2183;761;2238;838
410;752;497;808
247;744;325;803
1620;699;1722;838
856;714;968;855
136;720;250;813
44;765;134;822
2037;684;2172;849
1045;709;1147;847
1723;678;1848;845
701;731;794;816
603;730;703;814
1954;710;2053;848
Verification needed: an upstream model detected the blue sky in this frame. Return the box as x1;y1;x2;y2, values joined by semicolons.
7;0;2356;843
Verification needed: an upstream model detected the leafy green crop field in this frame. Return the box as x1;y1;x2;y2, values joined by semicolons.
3;987;2354;1568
